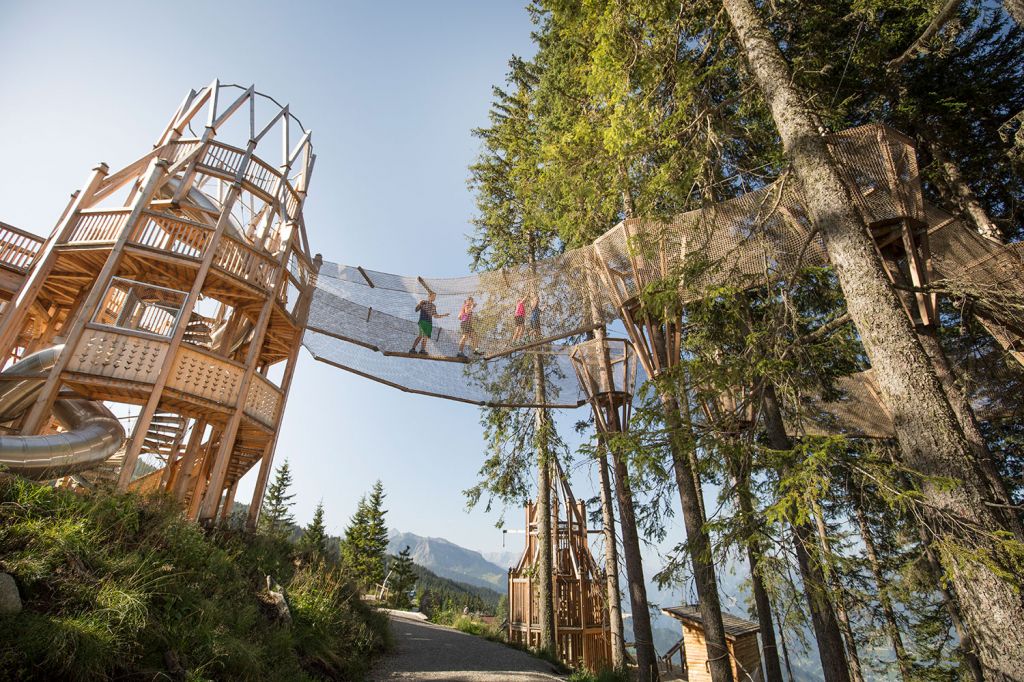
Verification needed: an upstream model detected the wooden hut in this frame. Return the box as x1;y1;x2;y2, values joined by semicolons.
661;605;763;682
508;469;611;670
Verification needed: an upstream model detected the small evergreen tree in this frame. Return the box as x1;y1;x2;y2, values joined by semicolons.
388;545;416;608
299;501;328;562
259;459;295;541
363;481;389;587
341;481;390;591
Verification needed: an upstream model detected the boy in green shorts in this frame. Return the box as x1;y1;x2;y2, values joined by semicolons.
410;290;448;355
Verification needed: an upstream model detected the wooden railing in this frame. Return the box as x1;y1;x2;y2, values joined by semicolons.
130;212;211;258
660;637;687;677
64;209;131;244
167;345;245;406
67;327;171;384
66;325;283;422
244;373;282;427
213;236;278;292
0;222;44;272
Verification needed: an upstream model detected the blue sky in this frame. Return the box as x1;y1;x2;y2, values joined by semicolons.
0;1;707;604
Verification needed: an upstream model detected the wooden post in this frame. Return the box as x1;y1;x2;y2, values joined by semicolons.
197;219;307;522
0;164;108;361
219;479;238;525
173;419;207;501
245;255;320;530
19;158;170;436
246;440;275;531
186;431;219;519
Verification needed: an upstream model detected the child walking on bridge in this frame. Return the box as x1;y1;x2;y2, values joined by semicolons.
457;296;480;358
410;290;448;355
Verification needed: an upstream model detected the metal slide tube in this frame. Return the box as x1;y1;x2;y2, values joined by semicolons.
0;345;125;480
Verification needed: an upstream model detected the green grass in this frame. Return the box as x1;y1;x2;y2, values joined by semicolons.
0;475;389;681
566;668;630;682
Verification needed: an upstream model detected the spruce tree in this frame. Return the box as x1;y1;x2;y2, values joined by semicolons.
259;459;295;541
341;481;390;591
388;545;416;608
299;501;328;562
720;0;1024;674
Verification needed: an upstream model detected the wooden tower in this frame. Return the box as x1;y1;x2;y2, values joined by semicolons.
0;81;319;527
507;466;611;670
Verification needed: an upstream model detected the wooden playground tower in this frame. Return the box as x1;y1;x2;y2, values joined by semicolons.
0;80;319;526
507;465;612;670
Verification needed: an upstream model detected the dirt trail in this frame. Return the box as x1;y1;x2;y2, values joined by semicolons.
368;612;563;681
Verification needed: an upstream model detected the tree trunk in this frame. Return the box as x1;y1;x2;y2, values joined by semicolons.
663;397;735;682
533;355;556;656
914;326;1024;540
609;444;659;681
774;598;797;682
728;456;785;682
929;144;1001;241
852;501;912;681
810;502;864;682
763;384;852;682
722;1;1024;675
916;523;985;681
597;445;627;669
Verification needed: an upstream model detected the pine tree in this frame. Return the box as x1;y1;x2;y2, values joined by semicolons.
258;459;295;541
299;501;328;562
388;545;416;608
364;481;389;589
341;481;390;591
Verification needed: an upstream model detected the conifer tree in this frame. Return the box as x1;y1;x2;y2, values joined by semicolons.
388;545;416;608
259;459;295;541
299;501;328;562
465;56;564;657
341;481;390;590
720;0;1024;674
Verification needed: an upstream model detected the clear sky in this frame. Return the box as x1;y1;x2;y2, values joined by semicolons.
0;1;706;605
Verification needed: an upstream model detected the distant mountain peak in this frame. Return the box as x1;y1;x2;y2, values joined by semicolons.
388;531;508;592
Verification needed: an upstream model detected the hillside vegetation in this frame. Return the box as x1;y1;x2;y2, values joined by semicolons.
0;475;389;681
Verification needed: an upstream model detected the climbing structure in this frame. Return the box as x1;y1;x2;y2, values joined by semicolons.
0;84;1020;534
0;81;318;527
303;123;1024;432
507;466;611;670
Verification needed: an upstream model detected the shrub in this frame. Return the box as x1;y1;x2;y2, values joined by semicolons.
0;475;388;680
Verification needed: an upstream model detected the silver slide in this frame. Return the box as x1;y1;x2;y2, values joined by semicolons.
0;346;125;480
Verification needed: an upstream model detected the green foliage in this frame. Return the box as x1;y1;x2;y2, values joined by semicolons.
259;459;296;541
386;545;416;608
298;501;328;563
341;480;389;591
566;668;630;682
430;611;506;643
0;475;388;681
413;561;503;616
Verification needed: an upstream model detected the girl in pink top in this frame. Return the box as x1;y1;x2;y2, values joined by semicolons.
457;296;480;358
510;295;527;344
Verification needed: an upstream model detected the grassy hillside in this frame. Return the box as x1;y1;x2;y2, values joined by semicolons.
0;475;389;681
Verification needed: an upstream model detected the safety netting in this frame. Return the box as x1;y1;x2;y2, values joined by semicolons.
300;123;1022;429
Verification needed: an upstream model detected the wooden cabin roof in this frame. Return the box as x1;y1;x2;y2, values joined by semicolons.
662;605;761;640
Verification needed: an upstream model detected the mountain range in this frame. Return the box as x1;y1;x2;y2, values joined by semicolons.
388;531;511;592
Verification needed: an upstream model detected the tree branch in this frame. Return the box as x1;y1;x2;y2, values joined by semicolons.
888;0;962;69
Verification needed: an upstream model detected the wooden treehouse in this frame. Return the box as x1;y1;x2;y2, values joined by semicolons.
661;605;763;682
508;469;611;670
0;81;318;527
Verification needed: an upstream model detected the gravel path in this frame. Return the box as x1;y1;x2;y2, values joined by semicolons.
368;612;564;681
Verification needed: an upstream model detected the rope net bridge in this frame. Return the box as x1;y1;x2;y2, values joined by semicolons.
301;124;1024;432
